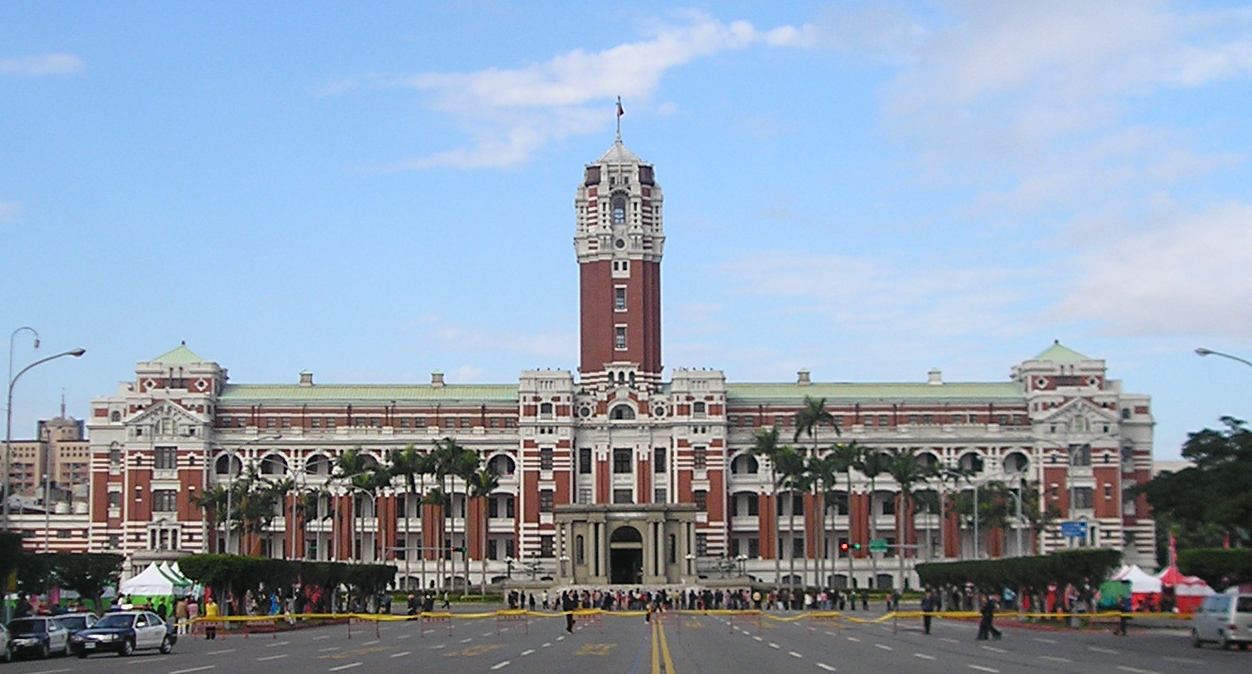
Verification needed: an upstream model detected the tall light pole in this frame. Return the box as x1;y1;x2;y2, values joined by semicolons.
1195;347;1252;369
4;336;84;530
221;434;281;555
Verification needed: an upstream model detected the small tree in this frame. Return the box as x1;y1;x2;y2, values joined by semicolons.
50;552;123;615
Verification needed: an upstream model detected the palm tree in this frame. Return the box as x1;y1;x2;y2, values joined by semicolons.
774;445;807;593
389;444;425;588
752;426;783;588
331;448;389;562
469;467;500;597
936;465;974;559
856;448;890;588
830;441;862;587
794;396;837;455
431;437;477;591
806;454;840;588
884;448;931;583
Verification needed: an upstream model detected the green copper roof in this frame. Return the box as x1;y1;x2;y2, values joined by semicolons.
726;381;1024;404
1033;341;1091;362
151;342;206;364
219;384;520;405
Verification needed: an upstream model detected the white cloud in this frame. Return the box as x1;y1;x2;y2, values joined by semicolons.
377;12;810;169
0;53;84;76
1053;201;1252;337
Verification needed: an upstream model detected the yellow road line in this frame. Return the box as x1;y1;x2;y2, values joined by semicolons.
651;619;660;674
657;614;677;674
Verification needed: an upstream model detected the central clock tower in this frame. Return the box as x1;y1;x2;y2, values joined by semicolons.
574;138;665;390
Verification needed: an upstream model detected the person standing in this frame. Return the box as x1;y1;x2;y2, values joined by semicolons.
174;598;188;635
562;590;578;633
920;591;935;635
204;597;219;640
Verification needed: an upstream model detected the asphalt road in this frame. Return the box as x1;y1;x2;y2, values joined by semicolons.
4;608;1249;674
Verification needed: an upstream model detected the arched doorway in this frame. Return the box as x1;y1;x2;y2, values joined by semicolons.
609;525;644;584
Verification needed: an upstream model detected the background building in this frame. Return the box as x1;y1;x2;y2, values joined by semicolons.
9;137;1156;588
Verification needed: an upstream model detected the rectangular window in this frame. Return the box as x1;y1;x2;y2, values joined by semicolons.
613;448;632;473
747;494;759;516
693;446;707;470
152;490;178;512
694;490;708;511
614;286;627;311
107;492;121;507
748;537;759;558
540;448;554;471
154;446;178;470
579;448;593;474
1070;444;1092;467
614;325;627;350
696;533;708;556
540;535;555;557
1073;487;1094;509
877;414;889;426
613;488;632;504
654;447;666;473
653;488;667;503
539;490;554;512
311;418;321;429
792;537;804;558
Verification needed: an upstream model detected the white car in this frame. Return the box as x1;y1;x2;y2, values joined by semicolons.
1191;591;1252;650
1;622;11;662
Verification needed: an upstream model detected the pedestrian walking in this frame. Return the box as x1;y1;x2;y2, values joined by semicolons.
976;595;1001;640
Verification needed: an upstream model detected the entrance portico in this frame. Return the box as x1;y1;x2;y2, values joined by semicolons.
554;504;699;585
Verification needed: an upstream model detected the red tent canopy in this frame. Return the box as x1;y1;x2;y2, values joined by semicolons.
1155;564;1215;612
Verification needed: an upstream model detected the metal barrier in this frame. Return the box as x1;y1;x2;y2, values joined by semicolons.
729;610;761;634
420;612;453;637
495;610;529;635
806;612;843;632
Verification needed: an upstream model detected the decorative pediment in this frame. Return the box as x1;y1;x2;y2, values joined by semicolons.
127;400;206;438
1037;397;1117;430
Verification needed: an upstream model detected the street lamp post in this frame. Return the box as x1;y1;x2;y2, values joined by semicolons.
221;434;281;555
4;336;85;530
1196;347;1252;369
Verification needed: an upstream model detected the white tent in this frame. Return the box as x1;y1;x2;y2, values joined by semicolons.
1112;564;1163;594
119;562;178;596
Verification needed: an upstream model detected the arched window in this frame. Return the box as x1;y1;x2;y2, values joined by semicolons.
261;453;287;475
539;402;554;419
610;404;636;420
612;195;627;224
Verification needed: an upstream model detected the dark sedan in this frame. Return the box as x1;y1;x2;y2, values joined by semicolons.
68;610;176;657
52;612;99;636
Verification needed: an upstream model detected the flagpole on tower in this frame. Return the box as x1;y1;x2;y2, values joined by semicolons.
615;96;624;140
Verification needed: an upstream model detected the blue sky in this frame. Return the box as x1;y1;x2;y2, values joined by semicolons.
3;1;1251;460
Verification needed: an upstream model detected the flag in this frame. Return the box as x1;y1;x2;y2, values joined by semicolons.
1169;532;1178;566
616;97;624;118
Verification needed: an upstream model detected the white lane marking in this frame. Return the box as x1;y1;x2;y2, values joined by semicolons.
328;664;362;672
769;642;781;649
874;644;893;651
825;631;836;637
521;649;535;656
257;654;289;661
483;632;495;637
1163;657;1200;665
396;633;411;640
1033;637;1057;644
491;662;511;671
460;637;473;643
846;636;861;642
914;653;936;661
429;644;445;649
1117;667;1162;674
27;670;72;674
318;647;342;652
980;645;1006;653
1040;656;1071;663
969;666;1000;674
267;641;291;647
313;635;330;640
556;636;565;642
170;667;216;674
362;639;380;645
207;648;236;654
1089;646;1119;654
390;651;411;658
817;664;836;672
542;642;552;648
754;636;764;642
789;651;804;658
939;637;959;644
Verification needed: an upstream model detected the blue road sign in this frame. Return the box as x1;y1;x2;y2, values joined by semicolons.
1060;521;1088;538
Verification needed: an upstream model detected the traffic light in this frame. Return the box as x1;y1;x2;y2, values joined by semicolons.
852;542;862;550
839;542;849;552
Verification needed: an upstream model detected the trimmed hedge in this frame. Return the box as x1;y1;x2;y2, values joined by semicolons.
916;548;1121;596
1178;548;1252;590
178;555;396;612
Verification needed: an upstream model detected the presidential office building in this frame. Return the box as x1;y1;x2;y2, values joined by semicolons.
64;137;1155;588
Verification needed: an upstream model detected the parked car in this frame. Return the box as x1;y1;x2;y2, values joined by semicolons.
68;610;176;657
52;612;99;636
1;622;11;663
5;617;70;659
1191;591;1252;650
